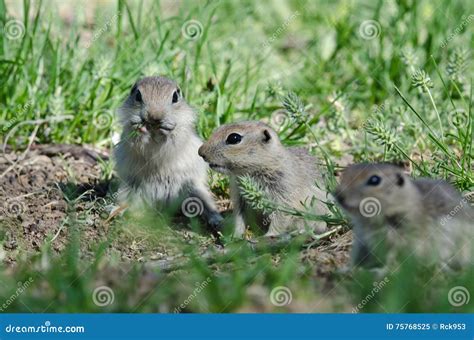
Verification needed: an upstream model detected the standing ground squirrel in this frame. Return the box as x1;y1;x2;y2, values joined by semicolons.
198;121;330;237
114;76;222;231
334;163;473;269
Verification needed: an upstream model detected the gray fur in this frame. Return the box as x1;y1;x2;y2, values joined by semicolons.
335;163;473;269
114;76;222;230
198;121;329;237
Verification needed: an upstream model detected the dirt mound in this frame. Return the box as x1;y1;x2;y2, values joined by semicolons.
0;144;112;264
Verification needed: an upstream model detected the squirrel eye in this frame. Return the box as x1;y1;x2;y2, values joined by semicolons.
226;133;242;145
135;89;143;103
366;175;382;186
396;174;404;186
172;90;180;104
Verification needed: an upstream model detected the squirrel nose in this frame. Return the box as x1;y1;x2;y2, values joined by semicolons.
146;109;167;124
198;146;208;162
334;189;345;205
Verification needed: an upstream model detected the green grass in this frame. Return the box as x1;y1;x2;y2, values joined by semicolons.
0;0;473;313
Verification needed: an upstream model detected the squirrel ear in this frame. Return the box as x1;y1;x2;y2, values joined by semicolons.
262;129;272;143
396;173;405;186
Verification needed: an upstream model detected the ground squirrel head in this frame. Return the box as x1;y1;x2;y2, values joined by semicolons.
198;121;283;175
118;76;195;143
334;163;416;220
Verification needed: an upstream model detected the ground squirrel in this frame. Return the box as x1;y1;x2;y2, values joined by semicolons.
198;121;330;238
114;76;222;231
334;163;473;269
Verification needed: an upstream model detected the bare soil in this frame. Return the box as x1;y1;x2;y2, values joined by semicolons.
0;144;110;264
